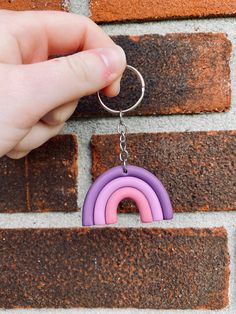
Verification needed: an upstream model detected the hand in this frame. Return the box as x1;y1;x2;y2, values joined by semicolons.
0;10;126;159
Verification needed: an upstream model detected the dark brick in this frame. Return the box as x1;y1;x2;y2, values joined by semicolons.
90;0;236;23
0;157;27;212
0;228;229;309
91;131;236;213
0;0;68;10
73;33;231;118
0;134;78;212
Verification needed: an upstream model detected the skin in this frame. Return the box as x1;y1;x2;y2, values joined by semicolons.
0;10;127;159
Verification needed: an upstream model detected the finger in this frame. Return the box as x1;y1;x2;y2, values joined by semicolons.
102;77;121;97
0;30;22;64
4;11;116;61
40;12;125;99
38;12;116;56
6;121;64;159
5;45;126;120
2;11;125;98
41;100;78;126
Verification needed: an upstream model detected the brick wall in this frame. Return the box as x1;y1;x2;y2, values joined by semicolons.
0;1;236;314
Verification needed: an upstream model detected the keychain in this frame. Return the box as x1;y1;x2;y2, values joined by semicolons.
82;65;173;226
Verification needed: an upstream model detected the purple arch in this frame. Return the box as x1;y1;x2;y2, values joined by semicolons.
106;187;153;224
82;165;173;226
94;176;163;225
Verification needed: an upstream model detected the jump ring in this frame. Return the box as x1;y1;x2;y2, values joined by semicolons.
97;65;145;115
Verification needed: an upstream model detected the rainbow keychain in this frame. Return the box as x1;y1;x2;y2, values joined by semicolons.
82;65;173;226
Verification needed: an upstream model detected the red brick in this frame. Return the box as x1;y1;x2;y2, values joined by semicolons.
91;131;236;213
0;0;67;10
0;227;229;309
90;0;236;23
0;134;78;212
73;33;231;118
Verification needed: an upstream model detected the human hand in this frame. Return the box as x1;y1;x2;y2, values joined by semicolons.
0;10;126;159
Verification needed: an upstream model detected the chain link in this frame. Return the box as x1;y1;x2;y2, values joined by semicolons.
118;111;129;173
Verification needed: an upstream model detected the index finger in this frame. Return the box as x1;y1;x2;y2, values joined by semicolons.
6;10;122;96
37;11;116;55
4;10;116;58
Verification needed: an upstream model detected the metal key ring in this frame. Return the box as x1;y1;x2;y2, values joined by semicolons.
97;65;145;114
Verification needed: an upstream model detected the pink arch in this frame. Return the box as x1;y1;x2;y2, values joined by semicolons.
106;187;153;224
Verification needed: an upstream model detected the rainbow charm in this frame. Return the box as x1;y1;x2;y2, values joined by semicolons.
82;165;173;226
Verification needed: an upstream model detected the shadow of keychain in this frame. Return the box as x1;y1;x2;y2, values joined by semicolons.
82;65;173;226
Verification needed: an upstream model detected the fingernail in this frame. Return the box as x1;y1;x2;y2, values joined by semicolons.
6;150;30;159
97;45;126;80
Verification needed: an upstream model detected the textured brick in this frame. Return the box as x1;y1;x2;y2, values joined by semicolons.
0;157;27;211
0;0;68;11
73;33;231;118
90;0;236;23
0;134;78;212
0;228;229;309
91;131;236;213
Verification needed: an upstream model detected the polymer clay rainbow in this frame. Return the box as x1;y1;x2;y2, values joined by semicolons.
82;165;173;226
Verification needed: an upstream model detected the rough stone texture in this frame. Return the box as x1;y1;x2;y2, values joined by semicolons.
0;157;27;212
0;0;68;10
90;0;236;23
91;130;236;213
0;135;78;213
0;227;229;309
73;33;231;118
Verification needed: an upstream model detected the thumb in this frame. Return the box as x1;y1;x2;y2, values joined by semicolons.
13;45;126;118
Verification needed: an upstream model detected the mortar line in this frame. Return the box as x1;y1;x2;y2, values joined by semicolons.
0;307;234;313
0;211;236;229
69;0;89;16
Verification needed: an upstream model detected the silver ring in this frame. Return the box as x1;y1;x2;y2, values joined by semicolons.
97;65;145;114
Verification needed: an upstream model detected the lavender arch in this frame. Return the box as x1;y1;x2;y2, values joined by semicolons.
82;165;173;226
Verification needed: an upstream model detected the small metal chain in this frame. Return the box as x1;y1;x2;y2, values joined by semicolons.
118;111;129;173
